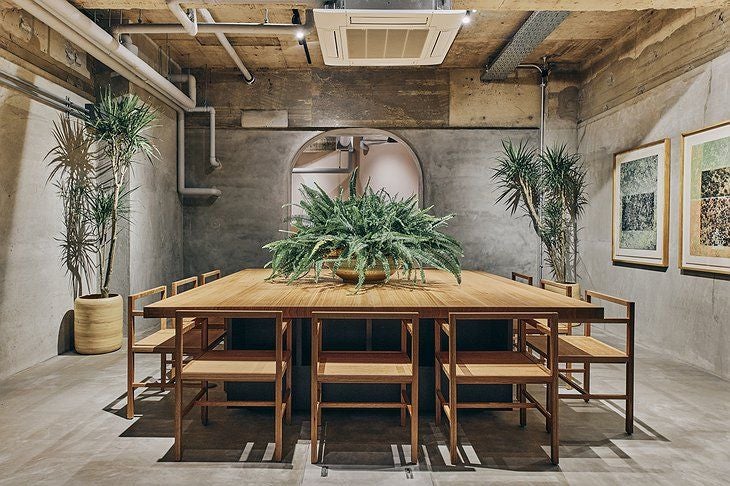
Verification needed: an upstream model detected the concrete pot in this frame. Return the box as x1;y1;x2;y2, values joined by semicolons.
73;294;123;354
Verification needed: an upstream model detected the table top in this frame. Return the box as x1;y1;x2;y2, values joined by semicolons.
144;269;603;321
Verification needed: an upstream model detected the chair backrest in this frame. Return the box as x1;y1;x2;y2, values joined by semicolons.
171;276;198;296
511;272;533;286
540;279;573;298
311;311;419;356
583;290;635;356
447;312;560;377
128;285;167;334
199;269;221;286
174;309;286;367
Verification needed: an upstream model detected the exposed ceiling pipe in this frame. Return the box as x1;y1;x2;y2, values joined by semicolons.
112;9;315;38
176;109;222;198
0;67;88;118
197;8;254;84
167;0;198;35
168;73;221;170
13;0;220;198
189;105;221;169
168;73;196;106
14;0;195;110
516;61;550;281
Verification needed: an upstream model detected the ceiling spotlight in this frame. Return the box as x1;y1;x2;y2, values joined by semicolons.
461;11;472;25
295;29;305;40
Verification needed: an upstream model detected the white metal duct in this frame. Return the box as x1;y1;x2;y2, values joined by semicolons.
314;8;465;66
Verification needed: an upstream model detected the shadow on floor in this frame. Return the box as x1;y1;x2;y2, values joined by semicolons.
104;385;669;471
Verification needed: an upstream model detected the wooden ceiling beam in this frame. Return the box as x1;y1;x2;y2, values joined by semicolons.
70;0;730;11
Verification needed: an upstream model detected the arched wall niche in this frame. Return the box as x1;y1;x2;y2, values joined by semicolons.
289;128;423;217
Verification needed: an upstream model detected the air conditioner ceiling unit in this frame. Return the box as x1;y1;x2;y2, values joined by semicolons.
314;1;465;66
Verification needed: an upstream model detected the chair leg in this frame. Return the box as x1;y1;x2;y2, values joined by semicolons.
550;381;559;465
519;384;526;427
449;380;458;465
174;353;183;461
286;369;292;426
201;380;208;426
583;363;591;403
545;383;551;433
626;359;634;434
310;386;318;463
126;350;135;420
434;322;441;427
160;353;167;390
274;377;283;462
286;324;293;425
400;384;406;427
411;381;419;464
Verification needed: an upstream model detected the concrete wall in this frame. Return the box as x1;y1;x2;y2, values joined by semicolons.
0;59;183;379
0;60;91;380
128;85;183;333
577;50;730;379
183;128;540;280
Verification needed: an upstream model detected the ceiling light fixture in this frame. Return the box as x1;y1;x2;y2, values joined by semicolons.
461;11;472;25
295;29;305;40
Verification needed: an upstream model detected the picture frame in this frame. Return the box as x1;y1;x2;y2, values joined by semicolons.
612;139;670;267
679;120;730;275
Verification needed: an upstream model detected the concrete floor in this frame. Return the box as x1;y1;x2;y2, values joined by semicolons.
0;335;728;486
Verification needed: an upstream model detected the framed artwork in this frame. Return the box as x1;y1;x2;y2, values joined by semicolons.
612;139;670;267
680;120;730;275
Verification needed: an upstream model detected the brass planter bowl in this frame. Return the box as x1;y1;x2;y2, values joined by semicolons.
334;257;396;284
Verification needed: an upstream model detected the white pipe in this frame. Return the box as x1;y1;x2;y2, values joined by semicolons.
168;73;196;106
198;8;254;83
189;106;221;169
113;19;314;37
16;0;220;197
177;109;221;198
168;74;220;170
17;0;195;110
167;0;198;36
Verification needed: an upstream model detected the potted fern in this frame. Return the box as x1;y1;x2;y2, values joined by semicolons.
492;140;587;288
264;170;463;289
47;89;157;354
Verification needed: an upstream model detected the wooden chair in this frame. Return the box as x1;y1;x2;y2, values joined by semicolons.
435;312;559;465
511;271;533;286
199;269;221;285
510;272;534;345
526;290;635;434
173;310;292;461
126;286;225;419
310;312;419;464
198;270;226;330
172;275;198;296
540;279;579;335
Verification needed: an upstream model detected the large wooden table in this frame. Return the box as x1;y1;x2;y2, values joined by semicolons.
144;268;603;321
144;268;603;410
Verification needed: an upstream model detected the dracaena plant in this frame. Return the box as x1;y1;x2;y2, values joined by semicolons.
264;169;463;289
46;89;157;299
492;139;588;283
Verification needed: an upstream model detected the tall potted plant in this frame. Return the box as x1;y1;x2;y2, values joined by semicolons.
47;89;157;354
493;140;587;287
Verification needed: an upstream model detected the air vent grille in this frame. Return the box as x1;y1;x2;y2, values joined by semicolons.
314;8;465;66
345;28;428;59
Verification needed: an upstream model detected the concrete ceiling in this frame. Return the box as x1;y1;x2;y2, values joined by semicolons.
71;1;729;10
80;5;665;72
